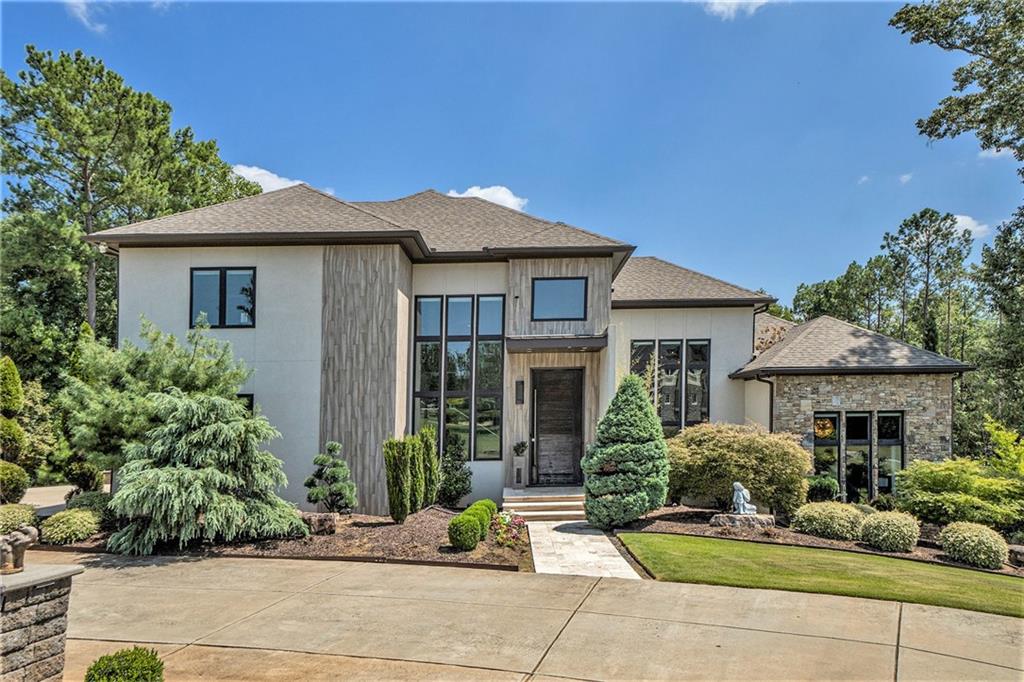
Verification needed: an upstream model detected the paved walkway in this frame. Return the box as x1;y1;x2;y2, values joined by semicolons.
528;521;641;579
27;550;1022;681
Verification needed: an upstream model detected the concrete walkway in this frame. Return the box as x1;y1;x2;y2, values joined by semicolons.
27;550;1022;681
528;521;641;579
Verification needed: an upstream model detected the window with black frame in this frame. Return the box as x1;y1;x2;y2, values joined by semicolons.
630;340;655;402
474;295;504;460
531;277;587;321
813;413;840;483
657;341;682;430
845;413;871;503
877;412;904;495
684;340;710;425
190;267;256;328
444;296;474;460
413;297;442;435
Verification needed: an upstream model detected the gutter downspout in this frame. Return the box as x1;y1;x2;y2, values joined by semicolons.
754;374;774;432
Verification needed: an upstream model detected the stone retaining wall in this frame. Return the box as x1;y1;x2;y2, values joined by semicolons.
1;565;82;682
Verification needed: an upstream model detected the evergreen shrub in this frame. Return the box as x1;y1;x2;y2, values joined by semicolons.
939;521;1009;569
791;502;865;540
437;431;471;508
0;461;29;503
419;425;440;506
0;503;37;533
860;511;920;552
895;459;1024;530
304;441;358;513
447;514;480;551
407;435;425;512
42;508;99;544
0;356;25;415
383;437;411;523
806;475;839;502
84;646;164;682
66;491;117;529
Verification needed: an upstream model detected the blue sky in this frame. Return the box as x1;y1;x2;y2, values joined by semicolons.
3;1;1020;305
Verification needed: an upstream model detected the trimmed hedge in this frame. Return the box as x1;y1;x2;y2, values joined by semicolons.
806;475;839;502
0;503;37;533
419;425;440;506
42;508;100;545
0;416;27;463
85;646;164;682
0;461;29;503
791;502;864;541
0;356;24;415
67;491;117;529
447;514;480;551
861;511;920;553
464;501;492;540
383;437;411;524
408;435;425;512
939;522;1009;570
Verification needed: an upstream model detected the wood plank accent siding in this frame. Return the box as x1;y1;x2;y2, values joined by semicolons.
320;245;411;515
507;257;613;336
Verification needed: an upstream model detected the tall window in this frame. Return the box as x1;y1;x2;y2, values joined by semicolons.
813;413;840;482
190;267;255;328
531;277;587;321
657;341;682;429
413;294;504;461
877;412;904;495
684;340;710;425
845;413;871;503
630;340;655;402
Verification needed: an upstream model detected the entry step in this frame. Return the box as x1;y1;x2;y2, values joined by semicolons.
503;500;585;512
512;510;587;522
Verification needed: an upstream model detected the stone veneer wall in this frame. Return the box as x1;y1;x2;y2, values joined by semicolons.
1;576;73;682
773;374;955;494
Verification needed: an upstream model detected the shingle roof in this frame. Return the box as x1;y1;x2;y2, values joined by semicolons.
731;315;972;378
612;256;775;308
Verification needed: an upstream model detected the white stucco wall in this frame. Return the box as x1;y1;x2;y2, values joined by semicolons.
411;263;509;504
606;307;757;427
744;378;771;429
117;246;324;508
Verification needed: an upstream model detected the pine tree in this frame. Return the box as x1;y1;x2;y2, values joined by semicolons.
304;441;358;513
437;431;472;508
107;389;307;555
0;356;28;469
582;374;669;529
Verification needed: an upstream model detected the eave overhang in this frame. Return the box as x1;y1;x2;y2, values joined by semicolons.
505;334;608;354
613;297;776;309
729;364;974;380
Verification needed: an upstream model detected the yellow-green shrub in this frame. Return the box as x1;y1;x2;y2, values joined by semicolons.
791;502;864;540
42;508;99;544
860;511;920;552
939;522;1009;570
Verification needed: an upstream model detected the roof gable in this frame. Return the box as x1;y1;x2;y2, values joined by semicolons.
612;256;774;308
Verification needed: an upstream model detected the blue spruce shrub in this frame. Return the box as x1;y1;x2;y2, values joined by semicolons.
581;374;668;529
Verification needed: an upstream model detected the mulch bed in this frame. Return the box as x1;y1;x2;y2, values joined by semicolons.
36;506;535;572
623;506;1024;577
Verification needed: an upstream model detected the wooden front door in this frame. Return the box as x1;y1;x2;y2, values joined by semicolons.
531;368;584;486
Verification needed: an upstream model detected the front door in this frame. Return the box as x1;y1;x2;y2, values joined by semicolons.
531;368;584;486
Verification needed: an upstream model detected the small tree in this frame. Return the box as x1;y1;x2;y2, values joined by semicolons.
383;437;411;523
0;356;27;470
419;425;440;506
408;435;425;511
107;389;307;555
437;431;472;508
304;441;358;513
582;374;669;529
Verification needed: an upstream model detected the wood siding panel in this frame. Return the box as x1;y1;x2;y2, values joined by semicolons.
320;245;410;515
507;258;613;337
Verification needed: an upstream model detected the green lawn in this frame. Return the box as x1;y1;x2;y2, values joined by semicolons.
618;532;1024;618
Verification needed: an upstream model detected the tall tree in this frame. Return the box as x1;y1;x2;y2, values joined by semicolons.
0;46;260;330
891;0;1024;178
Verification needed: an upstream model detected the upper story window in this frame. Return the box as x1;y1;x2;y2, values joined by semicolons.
684;340;710;425
531;277;587;321
190;267;256;328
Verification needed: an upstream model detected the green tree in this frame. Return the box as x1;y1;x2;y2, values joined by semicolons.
581;374;669;529
304;441;358;513
437;431;472;508
891;0;1024;178
419;424;440;506
0;356;28;471
107;389;307;555
13;380;59;479
383;436;411;523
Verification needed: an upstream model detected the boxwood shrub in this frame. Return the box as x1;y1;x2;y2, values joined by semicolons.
0;461;29;504
85;646;164;682
0;503;37;533
939;521;1009;570
42;508;100;545
67;491;117;529
447;514;480;551
791;502;864;541
860;511;920;553
464;502;493;540
806;475;839;502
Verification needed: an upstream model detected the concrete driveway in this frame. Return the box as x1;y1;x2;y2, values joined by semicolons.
27;551;1022;681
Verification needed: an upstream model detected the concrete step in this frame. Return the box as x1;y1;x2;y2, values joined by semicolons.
503;500;585;512
502;494;585;504
512;510;587;522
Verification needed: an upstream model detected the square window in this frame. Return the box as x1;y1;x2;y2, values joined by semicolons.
477;296;504;336
846;413;870;442
416;298;442;337
531;278;586;321
878;413;902;442
447;297;473;337
814;414;839;442
414;342;441;393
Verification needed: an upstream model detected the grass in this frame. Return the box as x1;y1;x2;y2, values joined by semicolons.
618;532;1024;618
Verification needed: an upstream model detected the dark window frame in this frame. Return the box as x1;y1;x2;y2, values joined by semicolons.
412;295;444;439
657;339;684;429
530;276;588;322
876;411;905;495
630;340;656;403
684;338;711;426
474;294;505;461
189;266;257;329
844;411;872;503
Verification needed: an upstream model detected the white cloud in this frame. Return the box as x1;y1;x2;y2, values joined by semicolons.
322;187;336;196
978;147;1013;160
899;173;913;184
447;185;528;211
232;164;304;193
954;214;990;239
64;0;107;33
703;1;769;20
857;175;870;185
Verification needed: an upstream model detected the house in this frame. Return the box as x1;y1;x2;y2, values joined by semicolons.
87;185;970;513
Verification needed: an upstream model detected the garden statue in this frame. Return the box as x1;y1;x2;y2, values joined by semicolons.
0;524;39;574
732;482;757;515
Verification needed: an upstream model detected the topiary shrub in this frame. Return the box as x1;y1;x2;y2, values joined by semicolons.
304;441;358;513
0;415;27;465
939;521;1009;570
437;431;472;508
806;475;839;502
0;356;25;416
475;498;498;517
895;459;1024;530
66;491;117;530
447;514;480;551
42;508;100;544
407;435;425;512
0;503;37;533
419;425;440;506
85;646;164;682
871;494;898;511
861;511;920;552
383;436;411;524
0;460;30;503
667;423;810;515
465;502;493;540
791;502;865;541
107;390;307;555
582;375;669;530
